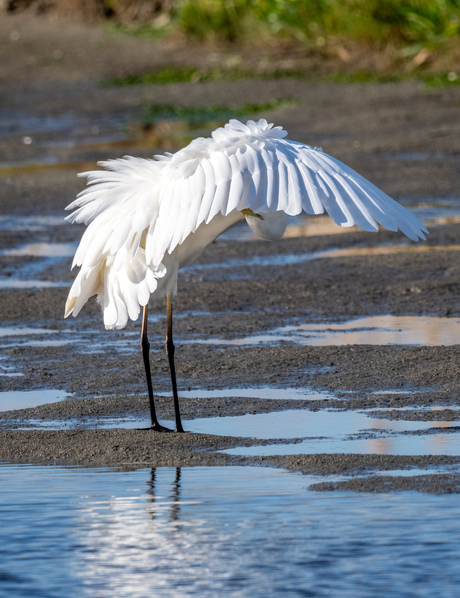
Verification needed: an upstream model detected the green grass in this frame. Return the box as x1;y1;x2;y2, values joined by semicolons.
110;67;204;86
52;1;460;74
109;66;237;86
105;21;171;39
324;72;409;84
142;98;299;127
176;0;460;48
108;66;310;87
109;64;460;90
326;70;460;87
423;71;460;87
101;0;460;83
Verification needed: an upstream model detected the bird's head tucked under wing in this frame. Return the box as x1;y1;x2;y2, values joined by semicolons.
242;209;288;241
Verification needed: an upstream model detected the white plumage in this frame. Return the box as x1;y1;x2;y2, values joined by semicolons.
65;118;427;331
65;117;428;432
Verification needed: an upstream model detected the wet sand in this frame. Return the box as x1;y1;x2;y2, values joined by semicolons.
1;13;460;492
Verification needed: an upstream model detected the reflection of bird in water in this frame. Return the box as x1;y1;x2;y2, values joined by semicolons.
65;118;428;433
147;467;182;525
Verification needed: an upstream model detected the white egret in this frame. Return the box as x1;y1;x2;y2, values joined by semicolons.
65;118;428;432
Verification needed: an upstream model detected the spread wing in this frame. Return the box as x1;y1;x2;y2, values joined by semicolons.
144;119;427;266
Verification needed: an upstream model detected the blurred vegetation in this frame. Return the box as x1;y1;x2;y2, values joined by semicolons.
178;0;460;48
108;65;310;85
176;0;460;73
142;98;299;126
107;64;460;88
6;0;460;74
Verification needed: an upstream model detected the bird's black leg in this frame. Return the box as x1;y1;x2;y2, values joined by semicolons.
166;296;185;433
140;305;171;432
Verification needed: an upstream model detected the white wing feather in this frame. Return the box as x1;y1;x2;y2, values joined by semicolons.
65;118;428;329
144;119;427;266
65;157;168;328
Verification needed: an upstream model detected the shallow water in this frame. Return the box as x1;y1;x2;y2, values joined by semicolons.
0;326;58;338
188;409;456;439
0;389;70;411
0;279;69;289
197;315;460;347
0;386;336;414
0;356;23;378
190;410;460;456
1;463;460;597
0;241;74;289
0;214;66;231
1;196;458;289
187;244;460;278
0;242;76;258
225;433;460;457
0;109;124;139
157;386;335;401
15;406;460;458
0;465;460;598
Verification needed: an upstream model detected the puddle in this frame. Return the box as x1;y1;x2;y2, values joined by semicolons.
187;409;455;439
0;214;66;231
373;467;449;477
370;390;415;395
0;243;76;258
323;244;460;258
157;387;335;401
195;409;460;457
405;197;460;226
0;204;452;243
0;327;58;338
0;389;70;412
0;327;137;354
4;339;76;348
369;406;460;413
196;315;460;347
188;243;460;278
0;312;209;354
0;280;69;289
0;325;160;355
226;433;460;457
0;357;23;378
3;464;460;596
0;372;23;378
17;407;460;458
0;110;125;139
0;111;86;136
67;405;459;458
0;242;77;288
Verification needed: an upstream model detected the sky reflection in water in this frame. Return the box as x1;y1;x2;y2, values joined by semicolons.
2;464;460;597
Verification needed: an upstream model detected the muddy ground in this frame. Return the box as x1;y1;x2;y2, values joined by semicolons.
0;13;460;492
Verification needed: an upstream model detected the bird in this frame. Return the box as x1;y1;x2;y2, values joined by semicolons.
65;118;428;433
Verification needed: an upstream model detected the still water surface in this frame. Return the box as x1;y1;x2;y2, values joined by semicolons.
1;464;459;597
197;315;460;347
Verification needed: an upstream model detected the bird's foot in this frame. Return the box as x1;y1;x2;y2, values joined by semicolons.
136;422;173;432
151;422;174;432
